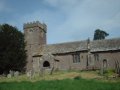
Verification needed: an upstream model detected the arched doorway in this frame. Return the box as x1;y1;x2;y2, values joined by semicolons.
100;59;108;75
103;59;107;69
43;61;50;68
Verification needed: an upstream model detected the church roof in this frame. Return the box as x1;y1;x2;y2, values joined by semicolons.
90;38;120;52
33;38;120;56
34;40;88;55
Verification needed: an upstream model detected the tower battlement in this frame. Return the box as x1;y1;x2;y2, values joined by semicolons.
23;21;47;32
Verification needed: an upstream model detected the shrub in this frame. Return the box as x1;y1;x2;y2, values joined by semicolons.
74;76;81;80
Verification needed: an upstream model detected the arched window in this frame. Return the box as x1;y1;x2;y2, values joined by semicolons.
43;61;50;67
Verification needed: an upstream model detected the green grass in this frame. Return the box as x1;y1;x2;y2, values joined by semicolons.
0;71;120;90
0;78;120;90
0;71;80;82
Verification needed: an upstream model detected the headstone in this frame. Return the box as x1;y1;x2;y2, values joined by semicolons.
7;74;11;78
9;70;14;77
14;71;19;77
27;71;31;77
26;70;34;79
40;67;45;76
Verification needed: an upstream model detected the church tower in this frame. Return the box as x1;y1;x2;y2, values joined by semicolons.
23;21;47;71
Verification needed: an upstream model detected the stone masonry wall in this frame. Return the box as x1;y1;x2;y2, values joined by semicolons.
24;21;47;71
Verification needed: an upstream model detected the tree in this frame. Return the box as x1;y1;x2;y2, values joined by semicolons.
93;29;109;40
0;24;26;74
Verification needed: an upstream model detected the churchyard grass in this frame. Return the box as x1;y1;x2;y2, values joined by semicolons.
0;71;120;90
0;78;120;90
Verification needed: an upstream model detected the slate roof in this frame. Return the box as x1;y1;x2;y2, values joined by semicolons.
33;38;120;56
90;38;120;52
34;40;88;55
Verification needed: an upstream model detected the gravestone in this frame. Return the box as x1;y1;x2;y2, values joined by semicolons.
14;71;19;77
26;70;34;79
9;70;14;77
7;74;12;78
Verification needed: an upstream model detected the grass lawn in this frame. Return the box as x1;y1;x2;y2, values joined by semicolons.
0;78;120;90
0;71;120;90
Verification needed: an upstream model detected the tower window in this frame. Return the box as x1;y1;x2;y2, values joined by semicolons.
30;29;33;32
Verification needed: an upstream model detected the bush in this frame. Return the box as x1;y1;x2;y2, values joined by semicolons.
74;76;81;80
104;69;115;75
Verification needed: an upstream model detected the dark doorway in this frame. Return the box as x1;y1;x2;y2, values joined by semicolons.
43;61;50;67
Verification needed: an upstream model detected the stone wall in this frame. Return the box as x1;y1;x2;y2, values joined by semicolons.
24;21;47;71
32;50;120;73
93;51;120;70
54;52;88;70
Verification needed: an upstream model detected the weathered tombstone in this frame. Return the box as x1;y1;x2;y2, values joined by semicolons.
9;70;14;77
31;69;34;78
26;70;34;79
27;71;31;77
45;68;51;75
39;67;45;76
2;73;6;77
50;67;54;75
14;71;19;77
7;74;12;78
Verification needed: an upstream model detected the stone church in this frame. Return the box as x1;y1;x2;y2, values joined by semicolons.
24;21;120;73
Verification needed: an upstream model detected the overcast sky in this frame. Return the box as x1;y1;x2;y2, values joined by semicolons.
0;0;120;44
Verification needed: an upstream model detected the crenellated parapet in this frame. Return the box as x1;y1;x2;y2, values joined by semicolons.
23;21;47;32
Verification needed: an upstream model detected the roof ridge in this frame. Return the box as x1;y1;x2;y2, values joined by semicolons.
46;39;88;46
91;37;120;42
